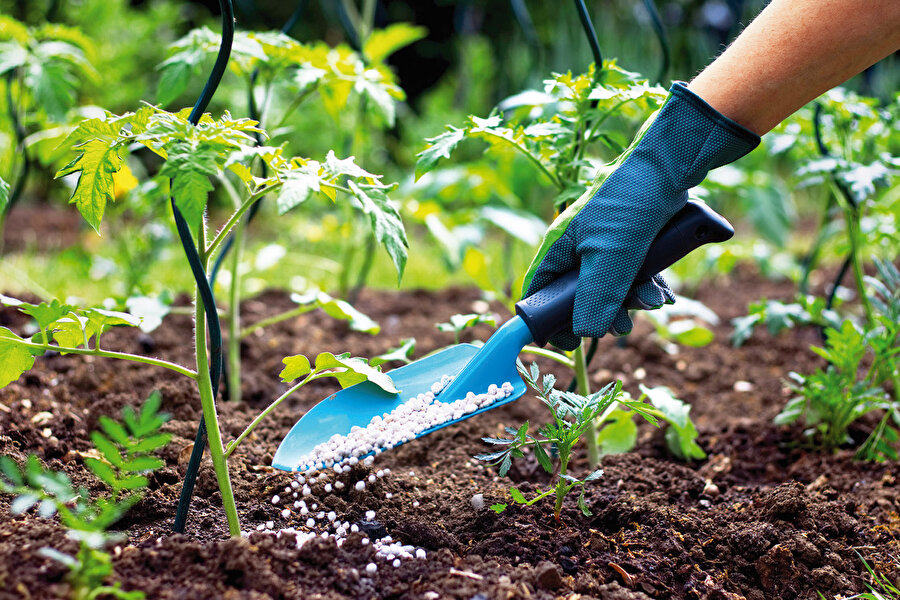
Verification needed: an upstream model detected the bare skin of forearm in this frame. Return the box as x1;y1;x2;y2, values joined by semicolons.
688;0;900;135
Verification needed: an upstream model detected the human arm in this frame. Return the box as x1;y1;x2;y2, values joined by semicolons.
689;0;900;135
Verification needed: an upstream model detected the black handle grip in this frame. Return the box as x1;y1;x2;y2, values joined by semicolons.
515;200;734;346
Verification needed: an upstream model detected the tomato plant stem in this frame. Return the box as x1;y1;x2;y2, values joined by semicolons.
195;278;241;536
18;341;198;379
240;305;315;339
207;185;277;258
520;346;575;369
227;217;246;404
845;207;875;325
574;341;600;468
224;374;318;458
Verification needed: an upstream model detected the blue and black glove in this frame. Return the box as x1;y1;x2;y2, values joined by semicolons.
522;82;760;350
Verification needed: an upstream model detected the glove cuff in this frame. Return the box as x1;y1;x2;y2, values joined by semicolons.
651;81;762;189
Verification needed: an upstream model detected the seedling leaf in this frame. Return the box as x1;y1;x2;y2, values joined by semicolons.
0;327;36;389
509;487;527;504
279;354;312;382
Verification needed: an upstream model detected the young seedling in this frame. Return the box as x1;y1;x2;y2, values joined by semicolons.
776;260;900;461
479;361;658;520
436;312;497;345
0;392;171;600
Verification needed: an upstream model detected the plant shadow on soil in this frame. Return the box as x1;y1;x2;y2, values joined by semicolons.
1;268;899;600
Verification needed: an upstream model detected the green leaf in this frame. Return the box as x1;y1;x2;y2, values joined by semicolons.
585;468;604;481
577;488;592;516
19;299;74;332
371;338;416;367
0;456;23;488
509;487;527;504
436;313;496;336
416;127;465;180
533;442;553;474
290;292;379;335
90;432;124;467
347;181;408;282
114;474;149;490
363;23;427;63
55;137;124;232
156;61;192;107
276;171;317;214
25;60;77;121
121;456;164;473
170;170;213;233
596;409;638;455
0;176;9;214
668;320;714;348
312;352;398;394
99;416;129;446
489;503;507;513
130;433;172;454
641;385;706;461
279;354;312;382
0;327;36;389
84;457;118;489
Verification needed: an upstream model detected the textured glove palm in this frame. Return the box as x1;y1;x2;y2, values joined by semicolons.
523;82;760;350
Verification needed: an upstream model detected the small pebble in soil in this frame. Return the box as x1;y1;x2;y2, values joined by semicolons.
306;518;315;528
366;510;375;520
366;563;377;574
324;483;332;493
392;559;401;568
281;509;290;518
271;495;280;505
355;481;366;491
266;521;274;529
470;494;485;511
334;481;344;489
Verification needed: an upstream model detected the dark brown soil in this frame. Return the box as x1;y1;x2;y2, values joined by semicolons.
1;269;898;600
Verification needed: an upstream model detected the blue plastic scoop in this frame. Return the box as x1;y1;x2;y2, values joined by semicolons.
272;201;733;471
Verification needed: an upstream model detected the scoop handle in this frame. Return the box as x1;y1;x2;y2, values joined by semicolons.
515;200;734;346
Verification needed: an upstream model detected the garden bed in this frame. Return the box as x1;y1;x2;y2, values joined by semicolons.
1;271;898;600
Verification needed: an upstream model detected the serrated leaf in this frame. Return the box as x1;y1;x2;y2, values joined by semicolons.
312;352;398;393
489;503;507;513
416;127;465;180
499;453;512;477
276;171;316;214
509;487;527;504
0;327;36;389
170;170;212;232
25;60;76;121
279;354;312;382
363;23;427;63
533;442;553;473
55;137;124;231
347;181;408;282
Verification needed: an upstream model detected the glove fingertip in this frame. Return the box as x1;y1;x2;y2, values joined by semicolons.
609;307;634;337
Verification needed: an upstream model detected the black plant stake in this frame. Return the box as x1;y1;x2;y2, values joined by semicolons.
172;0;234;534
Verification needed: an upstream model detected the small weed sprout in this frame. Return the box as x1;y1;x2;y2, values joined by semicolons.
478;361;658;520
0;392;171;600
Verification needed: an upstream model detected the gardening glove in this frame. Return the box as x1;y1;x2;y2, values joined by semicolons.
523;82;760;351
